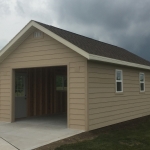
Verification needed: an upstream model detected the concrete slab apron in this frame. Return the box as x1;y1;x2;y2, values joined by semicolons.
0;116;83;150
0;138;17;150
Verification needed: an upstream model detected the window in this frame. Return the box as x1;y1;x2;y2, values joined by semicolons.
15;75;25;97
116;70;123;92
139;73;145;92
56;75;67;91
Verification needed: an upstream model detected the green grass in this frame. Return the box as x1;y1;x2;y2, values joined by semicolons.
56;118;150;150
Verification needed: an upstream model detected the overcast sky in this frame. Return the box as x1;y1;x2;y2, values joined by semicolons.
0;0;150;61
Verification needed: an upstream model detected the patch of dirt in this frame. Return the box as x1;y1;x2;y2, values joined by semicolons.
34;115;150;150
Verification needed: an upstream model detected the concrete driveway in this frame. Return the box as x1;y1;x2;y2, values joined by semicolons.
0;115;83;150
0;138;17;150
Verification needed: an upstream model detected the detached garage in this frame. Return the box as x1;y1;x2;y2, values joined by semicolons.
0;20;150;131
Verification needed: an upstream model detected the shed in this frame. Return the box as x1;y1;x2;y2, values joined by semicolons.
0;20;150;131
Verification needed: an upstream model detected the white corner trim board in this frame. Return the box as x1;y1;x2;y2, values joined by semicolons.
0;20;150;71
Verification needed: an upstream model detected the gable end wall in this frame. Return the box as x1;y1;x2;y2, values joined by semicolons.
0;32;88;130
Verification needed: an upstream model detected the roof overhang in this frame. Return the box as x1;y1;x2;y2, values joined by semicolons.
0;20;150;71
89;54;150;70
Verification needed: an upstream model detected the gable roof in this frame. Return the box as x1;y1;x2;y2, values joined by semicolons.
36;21;150;67
0;20;150;70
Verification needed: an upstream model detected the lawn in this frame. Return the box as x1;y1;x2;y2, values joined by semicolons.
55;116;150;150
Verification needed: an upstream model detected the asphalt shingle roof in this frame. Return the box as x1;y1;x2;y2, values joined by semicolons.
36;21;150;67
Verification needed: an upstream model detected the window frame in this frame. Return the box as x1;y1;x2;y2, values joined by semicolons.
15;73;26;97
115;69;123;93
139;72;145;92
56;75;67;91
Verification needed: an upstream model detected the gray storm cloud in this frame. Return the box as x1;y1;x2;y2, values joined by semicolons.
0;0;150;61
49;0;150;61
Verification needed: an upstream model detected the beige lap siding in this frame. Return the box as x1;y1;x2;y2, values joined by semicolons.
0;32;87;130
0;70;11;122
88;61;150;131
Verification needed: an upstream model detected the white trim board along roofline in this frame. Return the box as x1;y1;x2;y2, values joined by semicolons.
89;54;150;70
0;20;150;70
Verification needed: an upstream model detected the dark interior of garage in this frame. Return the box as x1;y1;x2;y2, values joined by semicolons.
14;66;67;119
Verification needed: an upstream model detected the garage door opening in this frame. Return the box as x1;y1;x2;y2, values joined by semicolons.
14;66;67;126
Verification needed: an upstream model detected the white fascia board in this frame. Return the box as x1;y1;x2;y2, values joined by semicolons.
33;22;90;59
89;54;150;70
0;21;35;57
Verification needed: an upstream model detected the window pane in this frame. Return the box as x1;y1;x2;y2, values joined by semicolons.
116;71;122;80
56;75;67;91
140;83;144;91
15;75;25;97
56;76;63;90
140;74;144;82
117;82;122;91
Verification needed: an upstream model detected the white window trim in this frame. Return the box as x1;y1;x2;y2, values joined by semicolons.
116;69;123;93
139;72;145;92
